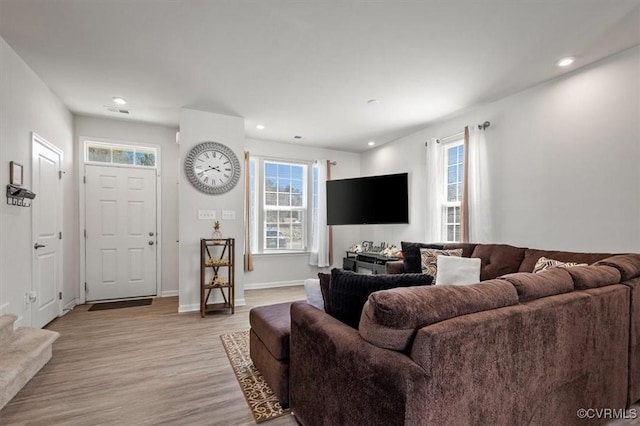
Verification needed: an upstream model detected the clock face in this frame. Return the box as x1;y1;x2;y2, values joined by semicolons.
184;142;241;194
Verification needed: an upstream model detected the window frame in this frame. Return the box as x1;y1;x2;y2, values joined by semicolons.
250;156;314;254
84;141;158;169
442;139;464;242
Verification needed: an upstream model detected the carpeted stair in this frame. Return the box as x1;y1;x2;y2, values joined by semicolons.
0;314;59;410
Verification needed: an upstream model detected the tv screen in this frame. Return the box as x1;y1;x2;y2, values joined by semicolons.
326;173;409;225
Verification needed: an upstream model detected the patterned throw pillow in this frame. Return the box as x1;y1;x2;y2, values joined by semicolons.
533;256;587;274
420;248;463;277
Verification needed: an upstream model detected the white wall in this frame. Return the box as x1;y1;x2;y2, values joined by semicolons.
178;109;245;312
244;138;361;288
0;37;76;326
74;116;180;297
361;46;640;253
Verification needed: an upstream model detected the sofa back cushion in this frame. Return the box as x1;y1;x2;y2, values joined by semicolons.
500;269;574;302
359;279;518;351
328;268;433;329
565;265;622;290
518;249;613;273
470;244;526;280
401;242;476;273
594;254;640;282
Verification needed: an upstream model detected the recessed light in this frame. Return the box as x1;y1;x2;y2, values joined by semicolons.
112;97;127;105
556;57;575;67
256;124;265;130
367;99;380;105
368;141;375;146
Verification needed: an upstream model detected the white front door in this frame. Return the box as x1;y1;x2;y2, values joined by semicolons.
32;134;63;328
85;165;157;301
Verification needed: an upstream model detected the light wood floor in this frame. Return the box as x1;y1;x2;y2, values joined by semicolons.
0;287;305;426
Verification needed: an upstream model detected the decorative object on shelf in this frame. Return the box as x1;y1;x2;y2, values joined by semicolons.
9;161;23;186
348;241;400;257
6;184;36;207
205;256;230;267
184;141;241;194
200;238;235;317
212;220;222;239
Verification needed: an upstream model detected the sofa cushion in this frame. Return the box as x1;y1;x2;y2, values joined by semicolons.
532;256;586;273
359;279;518;351
329;269;433;328
594;254;640;281
470;244;526;280
435;256;481;285
565;265;622;290
500;269;574;302
518;249;612;273
400;242;476;273
420;248;463;277
249;301;295;361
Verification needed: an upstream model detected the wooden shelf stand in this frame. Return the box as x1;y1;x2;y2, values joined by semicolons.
200;238;235;317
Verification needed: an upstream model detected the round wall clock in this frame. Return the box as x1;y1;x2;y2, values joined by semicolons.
184;141;241;194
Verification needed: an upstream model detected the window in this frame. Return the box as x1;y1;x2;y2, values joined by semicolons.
443;141;464;242
249;158;312;252
85;142;157;168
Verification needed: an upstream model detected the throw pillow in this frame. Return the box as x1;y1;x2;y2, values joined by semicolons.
533;256;587;274
400;242;445;273
435;256;481;285
420;248;463;278
304;278;324;311
318;272;331;314
329;268;433;328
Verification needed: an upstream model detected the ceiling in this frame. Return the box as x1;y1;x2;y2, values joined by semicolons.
1;1;639;152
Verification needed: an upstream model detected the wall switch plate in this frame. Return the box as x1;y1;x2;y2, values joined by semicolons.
222;210;236;220
198;210;216;220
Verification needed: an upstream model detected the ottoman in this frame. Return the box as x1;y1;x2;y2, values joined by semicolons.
249;301;298;406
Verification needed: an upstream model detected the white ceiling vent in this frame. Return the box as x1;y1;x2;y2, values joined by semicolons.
104;106;130;114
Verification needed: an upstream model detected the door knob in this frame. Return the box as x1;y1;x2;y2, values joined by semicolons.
34;243;46;250
149;232;155;236
148;241;154;245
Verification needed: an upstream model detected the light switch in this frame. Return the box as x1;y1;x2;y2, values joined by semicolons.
222;210;236;220
198;210;216;220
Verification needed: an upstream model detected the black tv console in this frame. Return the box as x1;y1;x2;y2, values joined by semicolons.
342;251;398;275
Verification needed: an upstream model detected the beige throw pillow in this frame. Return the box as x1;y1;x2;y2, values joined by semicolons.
533;256;587;274
420;248;463;278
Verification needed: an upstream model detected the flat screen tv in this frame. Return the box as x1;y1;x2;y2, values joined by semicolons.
326;173;409;225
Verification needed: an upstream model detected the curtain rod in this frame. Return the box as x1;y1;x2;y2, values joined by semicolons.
424;121;492;146
313;160;337;166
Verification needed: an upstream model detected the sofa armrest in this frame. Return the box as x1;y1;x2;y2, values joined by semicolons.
289;302;430;426
386;260;405;274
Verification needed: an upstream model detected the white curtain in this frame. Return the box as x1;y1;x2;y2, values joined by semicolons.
309;160;330;267
467;125;492;242
425;138;444;242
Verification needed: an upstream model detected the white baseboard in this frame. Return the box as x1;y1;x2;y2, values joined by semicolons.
178;304;199;313
161;290;179;297
179;298;246;313
62;299;77;313
244;280;304;290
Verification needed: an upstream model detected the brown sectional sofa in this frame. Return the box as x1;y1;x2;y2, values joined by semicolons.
289;243;640;426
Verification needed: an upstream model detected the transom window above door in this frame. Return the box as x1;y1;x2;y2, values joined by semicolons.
85;141;157;168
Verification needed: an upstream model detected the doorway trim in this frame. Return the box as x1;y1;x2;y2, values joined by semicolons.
78;136;162;304
32;132;64;323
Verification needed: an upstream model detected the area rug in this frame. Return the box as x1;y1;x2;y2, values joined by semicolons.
88;298;152;311
220;330;289;423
